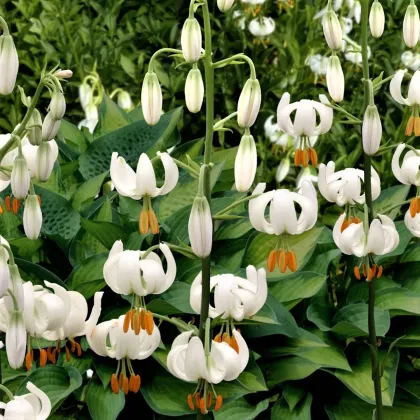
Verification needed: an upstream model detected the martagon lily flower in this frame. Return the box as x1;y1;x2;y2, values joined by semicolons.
390;69;420;136
333;213;399;280
104;240;176;336
277;93;333;167
110;151;179;235
86;293;160;395
167;329;249;414
249;181;318;272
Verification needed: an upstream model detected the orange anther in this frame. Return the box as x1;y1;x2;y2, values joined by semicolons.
0;205;3;215
341;219;350;232
65;346;71;362
12;198;20;214
287;250;297;272
134;311;141;335
376;265;383;278
145;311;154;335
56;340;61;353
406;116;415;136
199;397;206;414
39;349;47;367
267;249;277;272
70;340;76;353
111;374;119;394
222;332;230;345
302;149;309;167
230;336;239;353
139;209;149;235
187;394;195;410
215;395;223;412
129;374;135;392
410;198;418;218
148;209;159;234
367;268;373;282
25;351;33;371
278;249;287;273
47;347;52;362
207;391;212;408
417;197;420;213
371;264;377;277
354;266;361;280
133;375;141;393
363;264;367;277
74;341;82;357
4;196;10;212
310;148;318;166
140;309;146;330
123;377;129;395
195;392;200;407
294;149;302;166
51;349;57;364
214;333;222;343
415;117;420;136
123;310;132;333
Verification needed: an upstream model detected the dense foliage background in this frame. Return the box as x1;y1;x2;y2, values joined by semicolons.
0;0;419;419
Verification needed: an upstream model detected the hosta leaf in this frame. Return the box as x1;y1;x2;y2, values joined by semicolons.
271;394;312;420
214;398;269;420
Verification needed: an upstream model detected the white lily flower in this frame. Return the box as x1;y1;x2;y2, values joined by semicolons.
2;382;51;420
264;116;282;143
348;0;361;23
241;0;266;4
185;68;204;113
181;18;202;63
296;167;318;188
403;3;420;48
190;266;267;321
0;238;10;298
79;83;93;110
41;112;61;142
327;55;344;102
405;208;420;237
276;158;290;183
237;78;261;128
0;30;19;96
189;196;213;258
341;17;353;35
392;143;420;186
277;93;332;166
23;195;42;240
141;72;162;126
34;141;55;181
110;151;178;235
249;181;318;272
117;90;133;111
401;51;420;71
362;104;382;155
248;17;276;37
5;309;26;369
323;10;343;50
319;161;381;206
305;54;328;77
27;109;43;146
369;0;385;38
49;91;66;120
217;0;235;12
235;132;257;192
104;241;176;296
11;155;30;200
390;70;420;136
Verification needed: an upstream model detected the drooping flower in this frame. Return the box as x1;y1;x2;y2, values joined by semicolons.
86;293;160;395
188;196;213;258
369;0;385;38
217;0;235;12
110;151;178;234
27;109;43;146
403;2;420;48
401;51;420;71
276;158;290;183
181;18;202;63
141;72;163;126
117;90;133;111
185;68;204;113
305;54;328;82
333;213;399;280
190;266;267;321
0;24;19;96
167;329;249;414
319;161;381;206
277;93;333;166
248;17;276;37
11;155;30;200
23;194;42;240
237;78;261;128
41;112;61;142
326;55;344;102
362;103;382;155
323;10;342;50
234;132;257;192
296;167;318;188
404;204;420;237
249;181;318;272
390;70;420;136
79;103;99;133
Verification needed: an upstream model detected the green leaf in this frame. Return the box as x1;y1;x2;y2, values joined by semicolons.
373;185;410;220
335;349;399;406
57;119;87;153
214;398;269;420
94;95;132;137
85;378;125;420
282;383;306;411
236;354;268;392
72;172;108;211
243;227;323;279
159;282;194;314
16;365;82;409
272;394;312;420
120;54;137;80
78;108;182;179
330;303;390;339
375;287;420;315
15;258;67;289
80;219;129;250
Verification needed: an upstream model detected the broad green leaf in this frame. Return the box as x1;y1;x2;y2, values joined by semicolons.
307;303;334;331
272;394;312;420
375;287;420;315
373;185;410;220
346;276;401;304
159;282;194;314
399;242;420;263
282;383;307;411
236;354;268;392
85;378;125;420
16;365;82;409
214;218;253;240
57;119;87;153
298;344;351;372
72;172;108;211
15;258;67;289
335;349;399;406
214;398;269;420
395;262;420;294
80;219;129;250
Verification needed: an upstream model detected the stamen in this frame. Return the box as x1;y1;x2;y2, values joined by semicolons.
133;375;141;393
199;397;206;414
47;347;52;362
214;333;222;343
140;309;146;330
406;116;415;136
37;195;42;205
56;340;61;353
133;311;141;335
65;346;71;362
148;209;159;234
215;395;223;411
5;196;11;212
310;148;318;166
139;209;149;235
230;336;239;353
123;377;129;395
341;218;350;232
195;392;200;407
123;310;133;333
119;372;124;389
287;250;297;272
25;350;33;371
145;311;154;335
367;268;373;282
74;341;82;357
363;264;367;277
417;197;420;213
267;249;277;272
0;205;2;215
111;374;119;394
222;332;230;345
12;198;20;214
39;349;47;367
187;394;195;410
410;198;418;218
294;149;302;166
371;264;377;277
51;349;57;364
302;149;309;167
415;117;420;136
354;266;361;280
207;391;212;409
376;265;383;278
278;249;287;273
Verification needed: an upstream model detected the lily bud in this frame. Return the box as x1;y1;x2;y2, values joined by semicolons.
0;245;10;298
276;158;290;183
237;78;261;128
49;91;66;120
403;4;420;48
235;133;257;192
27;108;42;146
326;55;344;102
369;1;385;38
79;83;93;110
188;196;212;258
323;10;342;51
11;155;30;199
35;142;55;181
185;68;204;113
141;72;162;126
181;18;202;63
0;32;19;95
55;69;73;78
217;0;235;12
23;194;42;240
6;309;26;369
362;104;382;155
42;112;61;141
117;90;133;110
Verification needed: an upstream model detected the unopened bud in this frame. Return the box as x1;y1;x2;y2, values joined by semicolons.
42;112;61;141
235;133;257;192
0;32;19;95
369;1;385;38
188;196;212;258
11;156;30;200
117;90;133;111
141;72;162;126
79;83;93;110
49;91;66;120
237;78;261;128
185;68;204;113
23;194;42;240
35;142;55;182
55;69;73;78
27;109;42;146
323;10;342;50
326;55;344;102
403;4;420;48
362;104;382;155
217;0;235;12
181;18;202;63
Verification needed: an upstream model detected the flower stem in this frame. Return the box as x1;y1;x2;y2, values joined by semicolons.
213;54;256;79
148;48;183;72
361;1;384;418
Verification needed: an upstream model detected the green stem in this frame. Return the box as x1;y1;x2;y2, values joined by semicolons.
213;111;238;130
361;1;384;418
0;384;13;401
148;48;183;72
152;313;198;334
214;194;260;216
0;17;10;35
213;54;256;79
171;157;200;177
